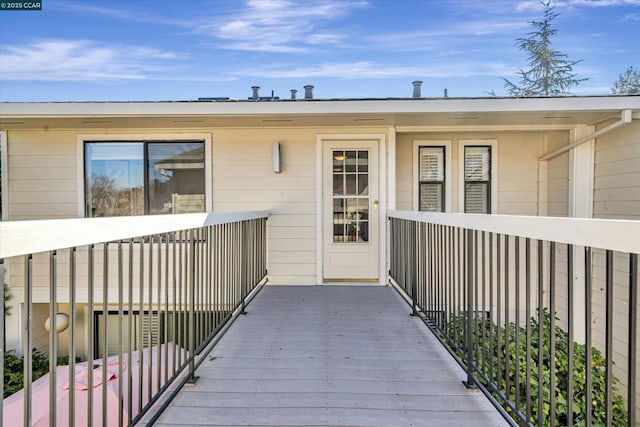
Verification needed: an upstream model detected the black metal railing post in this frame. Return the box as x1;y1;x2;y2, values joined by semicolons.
186;229;199;385
463;228;476;389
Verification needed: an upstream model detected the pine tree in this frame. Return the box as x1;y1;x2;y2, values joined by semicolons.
504;1;587;97
612;66;640;95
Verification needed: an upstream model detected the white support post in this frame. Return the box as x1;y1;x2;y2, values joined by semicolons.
568;124;595;344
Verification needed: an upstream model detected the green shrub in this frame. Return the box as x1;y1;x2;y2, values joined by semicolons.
3;349;75;398
447;309;627;426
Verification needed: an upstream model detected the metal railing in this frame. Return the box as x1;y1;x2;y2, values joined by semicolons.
388;210;640;427
1;211;268;426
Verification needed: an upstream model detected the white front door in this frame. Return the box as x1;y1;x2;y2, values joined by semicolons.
322;140;379;281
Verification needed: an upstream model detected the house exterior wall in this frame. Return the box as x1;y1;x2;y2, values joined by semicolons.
210;127;320;285
591;119;640;420
593;119;640;221
4;126;391;287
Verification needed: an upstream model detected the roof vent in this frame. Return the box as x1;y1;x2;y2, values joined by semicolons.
412;81;423;98
290;89;297;100
251;86;260;101
304;85;314;100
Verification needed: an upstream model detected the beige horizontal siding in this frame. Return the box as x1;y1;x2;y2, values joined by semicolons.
7;130;79;220
211;127;390;285
594;120;640;223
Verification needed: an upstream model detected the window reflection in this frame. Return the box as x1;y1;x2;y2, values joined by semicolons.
85;141;205;217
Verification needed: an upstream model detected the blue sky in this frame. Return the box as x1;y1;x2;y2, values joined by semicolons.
0;0;638;101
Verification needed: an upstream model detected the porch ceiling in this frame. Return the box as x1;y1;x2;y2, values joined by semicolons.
1;96;638;131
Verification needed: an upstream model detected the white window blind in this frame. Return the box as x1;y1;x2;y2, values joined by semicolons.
464;146;491;214
418;146;445;212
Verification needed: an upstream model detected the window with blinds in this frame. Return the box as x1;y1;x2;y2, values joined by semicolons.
464;146;491;214
95;311;165;357
418;146;445;212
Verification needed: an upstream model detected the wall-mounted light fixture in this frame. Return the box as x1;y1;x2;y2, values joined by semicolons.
273;142;282;173
44;313;70;333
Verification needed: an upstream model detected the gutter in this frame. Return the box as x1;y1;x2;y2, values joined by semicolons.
539;109;634;161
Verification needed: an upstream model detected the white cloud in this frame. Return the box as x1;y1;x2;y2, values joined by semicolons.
233;61;513;79
621;11;640;19
567;0;640;6
0;40;180;81
51;1;191;27
516;0;640;12
361;20;528;53
198;0;367;52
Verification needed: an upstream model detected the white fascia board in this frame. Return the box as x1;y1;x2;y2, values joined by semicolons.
1;96;639;118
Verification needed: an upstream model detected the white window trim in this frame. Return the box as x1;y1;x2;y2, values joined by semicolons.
77;133;213;217
413;140;452;212
458;139;498;214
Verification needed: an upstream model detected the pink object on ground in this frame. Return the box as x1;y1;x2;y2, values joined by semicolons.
3;343;186;427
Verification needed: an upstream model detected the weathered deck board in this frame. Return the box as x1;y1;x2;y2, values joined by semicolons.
151;285;508;426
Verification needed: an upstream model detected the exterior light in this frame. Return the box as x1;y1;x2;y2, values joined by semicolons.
273;142;281;173
44;313;70;333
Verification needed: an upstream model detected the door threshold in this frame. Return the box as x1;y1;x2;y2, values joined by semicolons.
320;280;383;286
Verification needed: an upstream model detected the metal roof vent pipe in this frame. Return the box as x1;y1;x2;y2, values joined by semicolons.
412;80;423;98
304;85;314;100
251;86;260;101
290;89;297;100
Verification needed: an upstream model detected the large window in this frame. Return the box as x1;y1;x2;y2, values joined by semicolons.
85;141;205;217
464;145;491;213
418;146;445;212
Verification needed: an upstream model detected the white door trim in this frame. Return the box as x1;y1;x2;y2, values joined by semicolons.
316;133;387;285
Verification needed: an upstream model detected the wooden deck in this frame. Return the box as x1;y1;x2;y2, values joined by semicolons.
150;285;508;427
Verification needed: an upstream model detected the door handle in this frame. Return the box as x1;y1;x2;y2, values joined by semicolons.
373;200;379;212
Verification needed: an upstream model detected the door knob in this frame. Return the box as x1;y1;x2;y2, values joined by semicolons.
373;200;379;212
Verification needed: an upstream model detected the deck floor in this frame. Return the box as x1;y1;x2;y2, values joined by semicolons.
151;285;508;427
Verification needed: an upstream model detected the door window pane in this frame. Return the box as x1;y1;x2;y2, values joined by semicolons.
358;151;368;172
333;174;344;195
345;174;357;195
357;173;368;196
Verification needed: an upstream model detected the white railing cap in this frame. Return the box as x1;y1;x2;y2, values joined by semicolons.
388;210;640;254
0;211;269;259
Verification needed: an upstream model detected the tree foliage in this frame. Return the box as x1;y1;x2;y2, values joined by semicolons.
612;66;640;95
4;349;75;398
504;1;587;97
